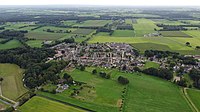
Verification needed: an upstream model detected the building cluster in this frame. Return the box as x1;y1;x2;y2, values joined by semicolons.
51;43;143;71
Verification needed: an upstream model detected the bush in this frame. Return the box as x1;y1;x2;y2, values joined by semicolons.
118;76;129;85
92;69;97;74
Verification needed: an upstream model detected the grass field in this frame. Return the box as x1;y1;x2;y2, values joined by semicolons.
160;31;192;37
134;19;160;37
112;30;135;37
144;61;160;69
96;32;110;36
88;36;200;55
73;20;111;28
26;40;43;48
0;39;22;50
187;89;200;111
19;96;86;112
152;19;186;25
72;29;95;35
0;64;28;100
37;67;193;112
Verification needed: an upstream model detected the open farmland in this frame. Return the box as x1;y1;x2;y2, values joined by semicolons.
88;36;200;55
0;39;22;50
19;96;86;112
73;20;111;28
26;40;43;48
133;19;160;37
72;29;95;35
186;89;200;111
0;64;28;100
160;31;192;37
112;30;135;37
152;19;186;25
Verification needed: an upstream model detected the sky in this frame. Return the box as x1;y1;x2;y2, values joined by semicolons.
0;0;200;6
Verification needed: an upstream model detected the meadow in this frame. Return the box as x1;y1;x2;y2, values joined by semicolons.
143;61;160;69
0;40;22;50
0;64;28;100
26;40;43;48
73;20;111;28
88;36;200;55
160;31;192;37
19;96;86;112
187;89;200;111
72;29;95;35
112;30;135;37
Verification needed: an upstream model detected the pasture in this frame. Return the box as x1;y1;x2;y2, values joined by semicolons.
72;29;95;35
0;39;22;50
160;31;192;37
26;40;43;48
133;19;160;37
144;61;160;69
187;89;200;111
19;96;86;112
112;30;135;37
0;64;28;100
88;36;200;55
73;20;111;28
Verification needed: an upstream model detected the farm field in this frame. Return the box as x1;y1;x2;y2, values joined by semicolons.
144;61;160;69
38;68;193;112
96;32;110;36
88;36;200;55
72;29;95;35
133;19;160;37
152;19;186;25
187;89;200;111
0;64;28;100
62;20;77;26
160;31;192;37
112;30;135;37
0;39;22;50
26;40;43;48
19;96;86;112
73;20;111;28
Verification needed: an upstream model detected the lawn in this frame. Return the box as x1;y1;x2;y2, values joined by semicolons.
19;96;86;112
160;31;192;37
112;30;135;37
144;61;160;69
133;19;160;37
26;40;43;48
73;20;111;28
0;64;28;101
187;89;200;111
0;39;22;50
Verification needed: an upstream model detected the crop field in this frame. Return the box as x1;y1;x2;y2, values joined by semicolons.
4;22;36;30
152;19;186;25
62;20;77;26
88;36;200;55
26;40;43;48
96;32;110;36
25;31;67;40
19;96;86;112
112;30;135;37
0;64;28;100
133;19;160;37
143;61;160;69
72;29;95;35
36;26;77;32
187;89;200;111
0;39;22;50
73;20;112;28
160;31;192;37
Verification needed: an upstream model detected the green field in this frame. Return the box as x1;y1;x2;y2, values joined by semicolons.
187;89;200;111
152;19;186;25
134;19;160;37
0;40;22;50
112;30;135;37
37;67;193;112
73;20;111;28
160;31;192;37
19;96;86;112
0;64;28;100
96;32;110;36
26;40;43;48
144;61;160;69
72;29;95;35
88;36;200;55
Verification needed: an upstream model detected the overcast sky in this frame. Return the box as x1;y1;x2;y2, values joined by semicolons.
0;0;200;6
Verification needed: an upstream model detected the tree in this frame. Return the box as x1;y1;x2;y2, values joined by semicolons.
189;68;200;88
80;65;85;71
92;69;97;74
185;42;190;46
63;73;73;84
118;76;129;85
0;77;3;82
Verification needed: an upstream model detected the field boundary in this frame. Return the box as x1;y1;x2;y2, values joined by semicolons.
182;88;199;112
